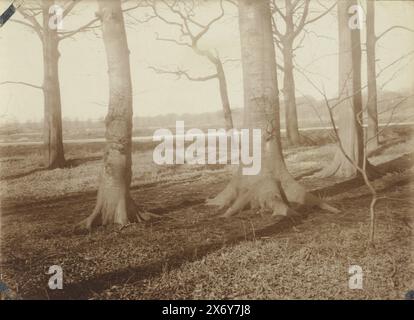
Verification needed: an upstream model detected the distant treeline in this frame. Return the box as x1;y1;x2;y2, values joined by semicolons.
1;91;412;140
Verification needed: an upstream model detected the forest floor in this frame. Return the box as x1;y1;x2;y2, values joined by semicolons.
0;127;413;299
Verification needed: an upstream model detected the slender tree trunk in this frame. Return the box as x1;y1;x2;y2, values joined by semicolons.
320;0;365;178
216;59;234;130
42;0;65;169
81;0;148;229
207;0;338;217
366;0;379;153
283;41;301;145
283;0;301;146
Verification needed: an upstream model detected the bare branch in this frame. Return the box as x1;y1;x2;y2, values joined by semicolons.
0;81;43;90
63;0;81;19
155;32;191;48
58;16;100;41
149;0;225;64
9;18;38;32
148;66;217;82
192;0;224;43
376;50;414;78
292;0;310;37
303;1;336;26
376;25;414;42
271;11;283;40
16;7;43;40
60;0;147;41
270;0;287;22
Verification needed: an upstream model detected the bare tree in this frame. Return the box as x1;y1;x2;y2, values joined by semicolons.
301;57;413;244
78;0;154;229
365;0;378;153
41;0;65;169
147;0;234;130
207;0;338;217
271;0;336;146
319;0;375;178
1;0;101;168
365;0;414;153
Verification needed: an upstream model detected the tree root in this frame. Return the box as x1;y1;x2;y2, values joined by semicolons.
207;173;340;218
317;151;357;178
316;151;382;180
75;194;159;232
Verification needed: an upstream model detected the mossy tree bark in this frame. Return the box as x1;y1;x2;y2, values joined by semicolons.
207;0;338;217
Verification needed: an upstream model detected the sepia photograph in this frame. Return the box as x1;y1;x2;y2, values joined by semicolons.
0;0;413;305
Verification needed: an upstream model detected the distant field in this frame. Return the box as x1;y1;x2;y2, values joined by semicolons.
1;91;412;144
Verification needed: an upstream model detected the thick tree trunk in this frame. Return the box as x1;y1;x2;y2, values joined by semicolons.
320;0;365;178
366;0;379;153
207;0;338;217
42;0;65;169
81;0;149;229
216;60;234;130
283;0;301;146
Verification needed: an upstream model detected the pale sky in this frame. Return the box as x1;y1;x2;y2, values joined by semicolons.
0;0;413;123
